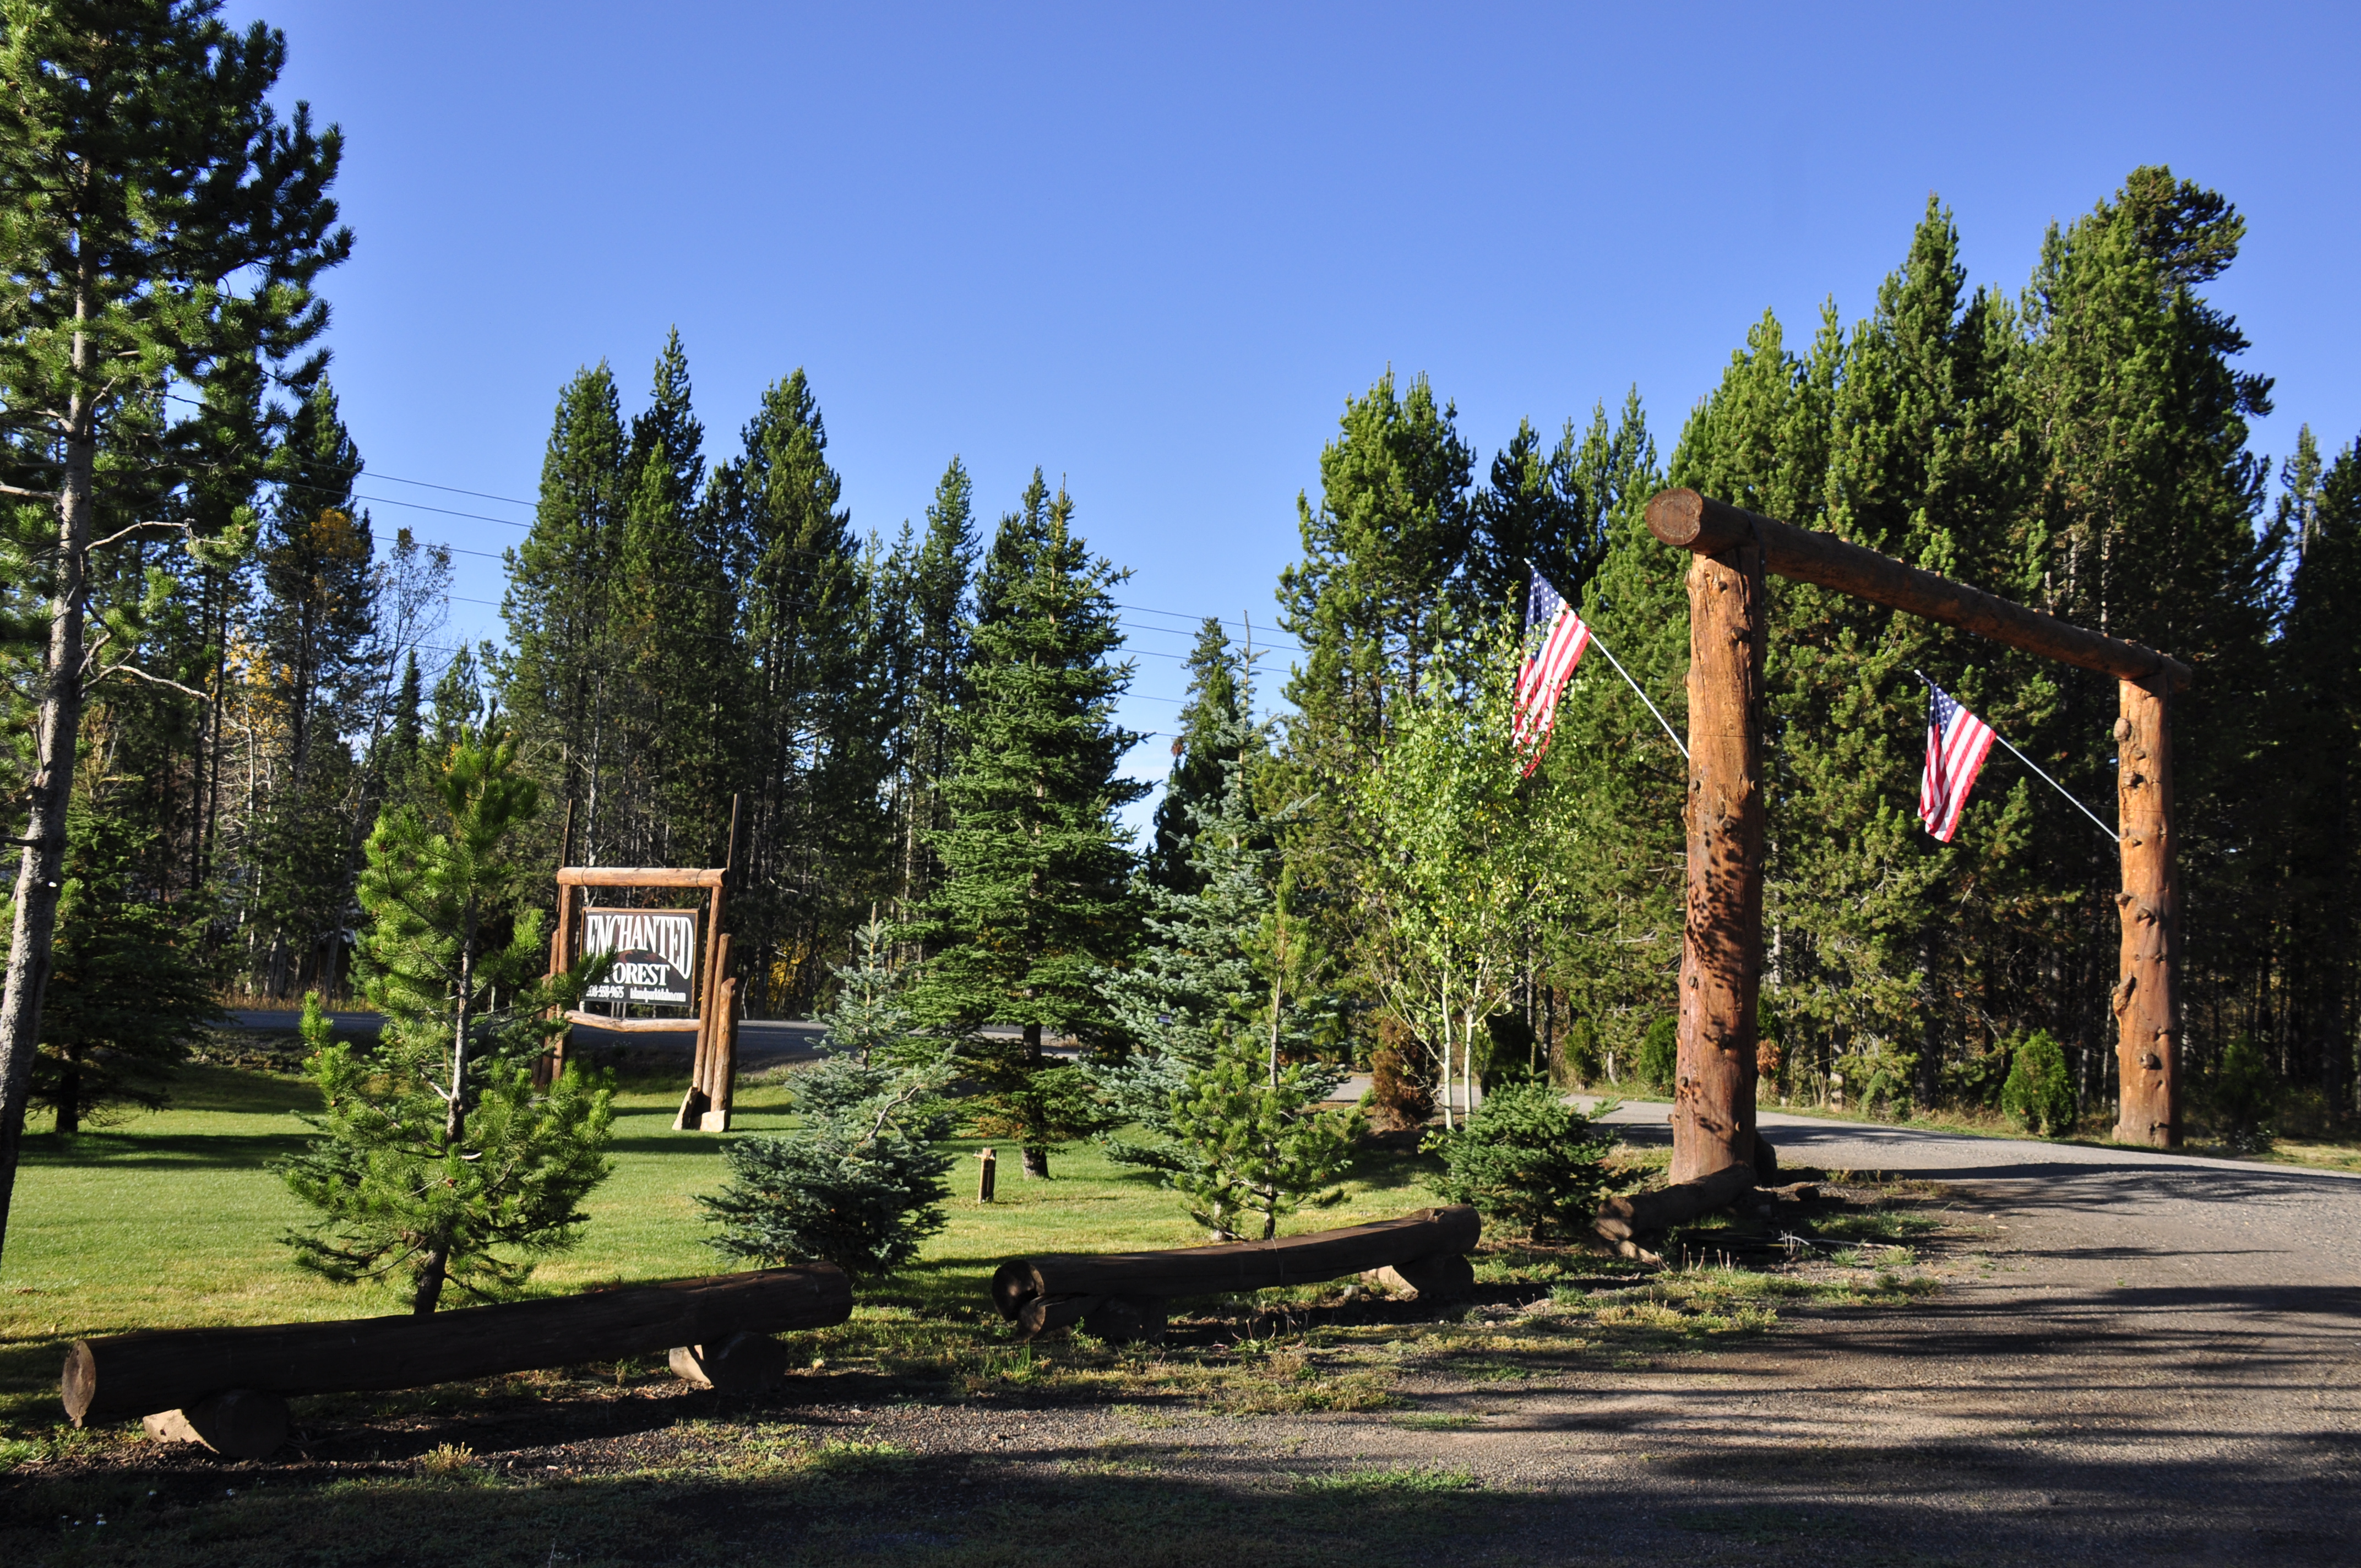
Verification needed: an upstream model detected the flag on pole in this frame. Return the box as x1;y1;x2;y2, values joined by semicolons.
1919;679;1996;842
1513;569;1591;772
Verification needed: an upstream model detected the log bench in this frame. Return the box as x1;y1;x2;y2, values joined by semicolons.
991;1206;1482;1342
64;1264;851;1458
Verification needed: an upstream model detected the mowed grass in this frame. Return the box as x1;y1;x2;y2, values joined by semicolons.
0;1052;1451;1432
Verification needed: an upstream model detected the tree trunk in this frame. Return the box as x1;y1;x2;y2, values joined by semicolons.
2114;674;2179;1146
55;1056;79;1140
1020;1146;1049;1179
0;375;96;1267
411;1250;448;1317
1672;532;1766;1184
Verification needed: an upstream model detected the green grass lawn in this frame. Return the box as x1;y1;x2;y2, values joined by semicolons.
0;1057;1463;1433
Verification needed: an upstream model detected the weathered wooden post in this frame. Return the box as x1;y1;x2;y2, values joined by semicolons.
1669;515;1767;1183
2114;675;2178;1146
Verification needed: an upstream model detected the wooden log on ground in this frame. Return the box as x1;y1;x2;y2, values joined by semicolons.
142;1389;289;1460
1592;1163;1757;1243
64;1265;850;1425
991;1206;1480;1322
668;1331;788;1395
1646;488;2192;690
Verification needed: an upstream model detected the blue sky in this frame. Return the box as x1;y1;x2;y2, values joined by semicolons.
240;1;2360;811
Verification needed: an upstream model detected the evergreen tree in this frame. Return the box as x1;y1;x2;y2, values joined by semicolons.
909;472;1145;1177
0;0;351;1264
34;777;223;1134
501;361;628;866
722;368;882;1010
698;1049;954;1280
889;459;980;929
2272;432;2361;1109
1166;1037;1356;1242
278;723;613;1313
1147;618;1252;894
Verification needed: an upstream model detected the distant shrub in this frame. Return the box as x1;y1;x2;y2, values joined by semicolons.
1426;1080;1614;1241
1633;1016;1678;1089
1999;1031;2074;1136
1367;1016;1433;1131
1552;1019;1601;1088
2205;1037;2278;1155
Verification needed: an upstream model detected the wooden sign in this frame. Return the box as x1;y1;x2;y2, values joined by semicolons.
580;907;700;1009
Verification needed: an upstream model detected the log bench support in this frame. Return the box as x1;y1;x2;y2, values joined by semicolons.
992;1207;1482;1343
68;1265;850;1456
1646;489;2193;1162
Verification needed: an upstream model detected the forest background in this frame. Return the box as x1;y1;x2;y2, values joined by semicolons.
19;148;2360;1141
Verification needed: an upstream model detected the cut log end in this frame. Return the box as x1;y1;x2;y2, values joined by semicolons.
142;1389;289;1460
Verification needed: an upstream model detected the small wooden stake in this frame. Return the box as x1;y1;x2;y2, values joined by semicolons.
977;1147;997;1203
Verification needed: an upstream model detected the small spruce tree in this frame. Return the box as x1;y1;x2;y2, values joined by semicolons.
278;723;614;1313
1167;1037;1357;1241
1426;1080;1614;1242
35;781;224;1134
1998;1030;2075;1136
701;937;955;1278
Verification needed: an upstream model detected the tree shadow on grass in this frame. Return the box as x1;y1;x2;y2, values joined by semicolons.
16;1131;313;1173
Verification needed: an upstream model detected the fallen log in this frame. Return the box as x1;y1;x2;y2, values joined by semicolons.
991;1206;1481;1325
64;1265;850;1425
1592;1163;1755;1243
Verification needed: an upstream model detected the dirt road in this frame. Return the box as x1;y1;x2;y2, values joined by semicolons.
839;1110;2361;1564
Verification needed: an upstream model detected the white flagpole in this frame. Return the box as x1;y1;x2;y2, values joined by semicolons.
1586;628;1688;763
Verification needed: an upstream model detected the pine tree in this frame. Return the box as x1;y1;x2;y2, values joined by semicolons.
894;459;980;927
0;1;351;1263
1147;618;1252;894
34;776;222;1134
1166;1037;1356;1242
278;723;613;1313
722;368;882;1009
1526;393;1673;1077
2273;433;2361;1110
909;472;1145;1177
250;379;379;996
501;361;628;864
1101;655;1329;1156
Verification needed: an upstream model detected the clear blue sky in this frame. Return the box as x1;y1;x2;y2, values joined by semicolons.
240;1;2360;810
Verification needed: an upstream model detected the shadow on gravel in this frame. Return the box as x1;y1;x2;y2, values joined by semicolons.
7;1406;2358;1567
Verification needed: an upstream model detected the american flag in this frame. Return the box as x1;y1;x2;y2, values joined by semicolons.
1920;680;1996;842
1513;569;1591;772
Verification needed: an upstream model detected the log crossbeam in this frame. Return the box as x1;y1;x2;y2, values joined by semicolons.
1646;489;2191;690
1644;488;2187;1164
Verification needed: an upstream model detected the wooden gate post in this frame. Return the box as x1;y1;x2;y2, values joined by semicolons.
2114;675;2179;1146
1672;528;1768;1183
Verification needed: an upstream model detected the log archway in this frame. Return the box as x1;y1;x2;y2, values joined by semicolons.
1645;489;2190;1179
